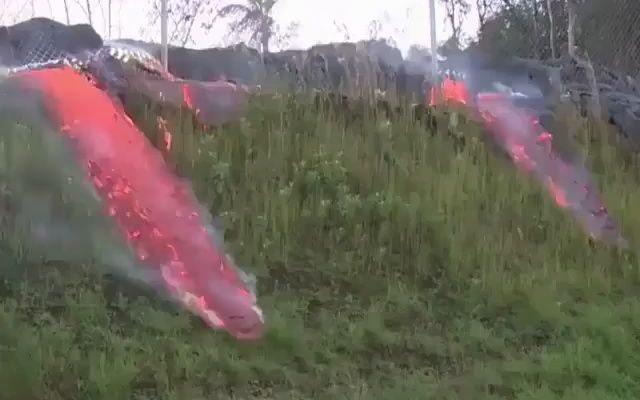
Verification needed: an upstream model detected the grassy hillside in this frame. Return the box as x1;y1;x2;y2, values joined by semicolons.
1;92;640;400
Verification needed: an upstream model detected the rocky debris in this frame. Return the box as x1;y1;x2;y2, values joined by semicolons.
561;59;640;148
431;50;640;148
0;17;102;66
0;18;421;98
262;40;408;96
114;39;265;85
505;55;640;149
263;49;308;88
116;37;413;98
2;17;638;147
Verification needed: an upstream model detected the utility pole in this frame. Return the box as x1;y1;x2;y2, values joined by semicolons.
160;0;168;71
428;0;438;79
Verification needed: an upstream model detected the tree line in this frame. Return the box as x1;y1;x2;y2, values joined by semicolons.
452;0;640;75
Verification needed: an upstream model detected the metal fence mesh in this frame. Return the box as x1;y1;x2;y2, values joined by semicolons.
576;0;640;78
21;30;65;65
1;24;68;68
475;0;640;78
1;1;639;82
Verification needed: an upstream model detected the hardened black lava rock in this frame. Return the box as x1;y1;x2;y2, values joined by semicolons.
0;17;102;67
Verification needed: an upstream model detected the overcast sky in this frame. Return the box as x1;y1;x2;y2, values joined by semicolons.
1;0;480;55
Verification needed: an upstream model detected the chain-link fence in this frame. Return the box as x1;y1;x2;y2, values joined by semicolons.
10;27;67;65
474;0;640;78
2;0;640;87
576;0;640;77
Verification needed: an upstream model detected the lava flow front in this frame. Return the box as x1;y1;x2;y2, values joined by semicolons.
14;66;264;339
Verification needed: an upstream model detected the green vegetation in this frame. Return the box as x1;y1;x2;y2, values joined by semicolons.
1;92;640;400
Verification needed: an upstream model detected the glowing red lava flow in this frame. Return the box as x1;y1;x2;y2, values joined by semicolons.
429;80;625;245
128;71;248;127
15;66;264;339
475;92;624;245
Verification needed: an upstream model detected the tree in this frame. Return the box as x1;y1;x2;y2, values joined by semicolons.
565;0;576;57
62;0;71;24
0;0;8;23
150;0;211;46
333;21;351;41
474;0;567;60
407;45;432;62
214;0;278;55
546;0;555;58
73;0;93;25
92;0;114;37
272;21;299;51
368;18;382;40
531;0;539;58
440;0;471;46
564;0;600;118
476;0;499;29
578;0;640;75
106;0;112;38
476;2;536;59
470;0;638;77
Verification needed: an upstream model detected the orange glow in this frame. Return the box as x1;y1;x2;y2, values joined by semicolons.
156;116;172;153
428;77;469;107
474;90;622;244
15;66;262;339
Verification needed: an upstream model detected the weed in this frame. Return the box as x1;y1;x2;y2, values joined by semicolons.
0;92;639;399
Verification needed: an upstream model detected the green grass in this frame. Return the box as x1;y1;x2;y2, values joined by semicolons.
1;91;640;400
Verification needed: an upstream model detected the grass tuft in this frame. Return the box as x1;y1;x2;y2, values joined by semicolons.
0;91;639;399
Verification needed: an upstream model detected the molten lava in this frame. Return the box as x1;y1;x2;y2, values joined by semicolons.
14;66;264;339
429;77;625;245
